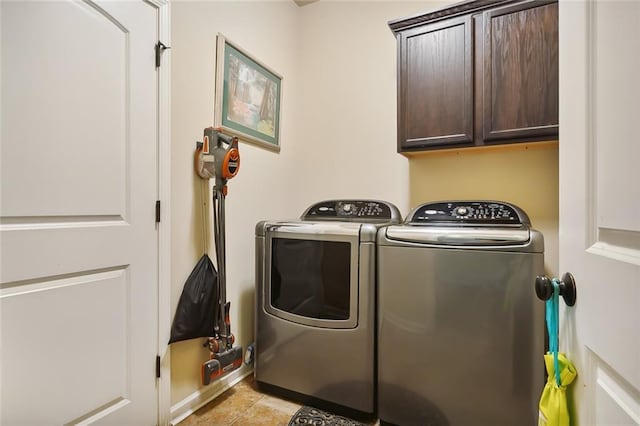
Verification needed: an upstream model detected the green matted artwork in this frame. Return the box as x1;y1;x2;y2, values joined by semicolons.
214;34;282;152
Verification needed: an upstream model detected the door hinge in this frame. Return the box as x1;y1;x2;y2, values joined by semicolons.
156;355;161;378
155;200;161;223
155;41;170;68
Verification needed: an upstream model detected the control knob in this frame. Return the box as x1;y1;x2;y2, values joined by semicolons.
455;206;469;216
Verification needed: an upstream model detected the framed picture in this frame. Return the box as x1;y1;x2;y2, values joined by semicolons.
214;34;282;152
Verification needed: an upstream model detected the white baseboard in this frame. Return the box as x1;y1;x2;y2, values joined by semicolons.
170;366;253;425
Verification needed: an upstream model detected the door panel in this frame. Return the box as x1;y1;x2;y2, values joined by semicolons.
593;2;640;233
2;269;129;423
1;1;159;424
560;1;640;424
1;0;128;217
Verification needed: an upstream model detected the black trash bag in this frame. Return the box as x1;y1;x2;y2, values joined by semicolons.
169;254;219;344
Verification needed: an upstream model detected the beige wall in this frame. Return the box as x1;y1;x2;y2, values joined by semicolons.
408;142;559;275
293;1;433;209
171;1;302;406
170;1;435;408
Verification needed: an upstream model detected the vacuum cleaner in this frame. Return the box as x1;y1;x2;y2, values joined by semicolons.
194;127;243;385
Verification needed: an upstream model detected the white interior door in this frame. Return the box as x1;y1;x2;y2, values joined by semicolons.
560;0;640;424
1;1;160;424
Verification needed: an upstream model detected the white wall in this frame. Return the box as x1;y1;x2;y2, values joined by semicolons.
170;1;432;411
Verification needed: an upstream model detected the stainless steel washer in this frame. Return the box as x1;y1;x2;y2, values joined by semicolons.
377;200;544;426
255;199;401;415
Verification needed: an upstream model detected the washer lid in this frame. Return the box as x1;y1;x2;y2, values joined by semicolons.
384;225;531;246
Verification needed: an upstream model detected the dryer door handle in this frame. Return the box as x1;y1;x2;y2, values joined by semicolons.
266;222;361;237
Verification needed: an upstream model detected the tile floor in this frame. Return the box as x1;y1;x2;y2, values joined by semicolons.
178;375;380;426
178;375;303;426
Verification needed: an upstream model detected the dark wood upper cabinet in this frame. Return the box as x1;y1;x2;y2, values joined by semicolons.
390;0;559;153
399;15;473;151
482;1;558;142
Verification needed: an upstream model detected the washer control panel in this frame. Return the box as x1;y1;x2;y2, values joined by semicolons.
303;200;400;222
408;201;529;226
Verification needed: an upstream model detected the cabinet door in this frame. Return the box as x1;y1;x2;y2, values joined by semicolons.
482;0;558;142
398;15;473;151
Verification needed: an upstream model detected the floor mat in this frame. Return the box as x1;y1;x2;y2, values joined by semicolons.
288;406;368;426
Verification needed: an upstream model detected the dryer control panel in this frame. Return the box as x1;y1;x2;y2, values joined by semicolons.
408;201;529;226
302;200;401;222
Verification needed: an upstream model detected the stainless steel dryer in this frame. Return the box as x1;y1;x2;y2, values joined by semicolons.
255;199;401;415
377;200;544;426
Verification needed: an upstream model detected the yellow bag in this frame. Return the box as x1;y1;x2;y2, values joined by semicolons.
538;279;577;426
538;352;577;426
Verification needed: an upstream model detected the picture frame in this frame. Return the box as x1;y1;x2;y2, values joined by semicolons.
214;34;282;152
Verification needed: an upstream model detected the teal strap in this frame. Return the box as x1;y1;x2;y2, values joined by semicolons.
546;279;561;386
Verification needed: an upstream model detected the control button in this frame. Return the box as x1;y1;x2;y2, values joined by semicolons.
455;207;469;216
342;204;353;213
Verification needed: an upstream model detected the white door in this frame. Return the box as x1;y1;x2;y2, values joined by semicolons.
1;1;160;424
560;0;640;424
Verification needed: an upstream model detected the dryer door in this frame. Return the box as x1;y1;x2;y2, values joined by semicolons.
264;222;361;329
